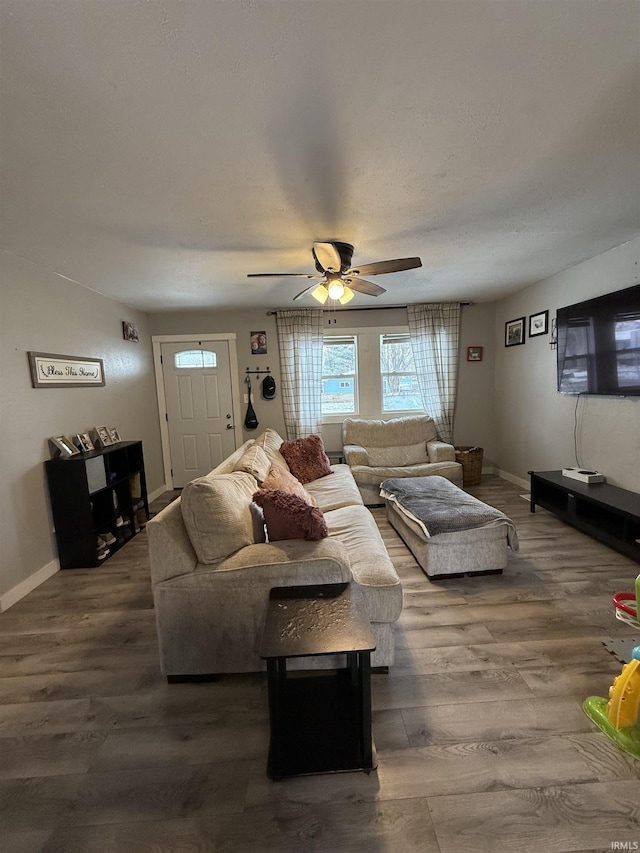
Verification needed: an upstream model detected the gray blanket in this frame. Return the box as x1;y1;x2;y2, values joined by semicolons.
380;475;519;550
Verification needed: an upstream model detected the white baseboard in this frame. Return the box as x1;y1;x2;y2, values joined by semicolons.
0;558;60;612
148;484;168;502
497;468;530;491
0;484;168;613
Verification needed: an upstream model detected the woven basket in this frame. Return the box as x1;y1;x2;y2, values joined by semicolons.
454;445;484;486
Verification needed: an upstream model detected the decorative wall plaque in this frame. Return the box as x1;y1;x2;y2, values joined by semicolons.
28;352;105;388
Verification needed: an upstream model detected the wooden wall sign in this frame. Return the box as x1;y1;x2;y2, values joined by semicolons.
27;352;105;388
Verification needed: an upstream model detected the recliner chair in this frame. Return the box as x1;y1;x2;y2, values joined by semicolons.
342;414;463;505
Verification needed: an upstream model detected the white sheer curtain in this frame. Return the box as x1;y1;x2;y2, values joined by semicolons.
407;303;461;443
276;309;324;439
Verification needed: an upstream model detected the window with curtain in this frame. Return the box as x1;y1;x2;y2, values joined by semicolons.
407;303;460;443
276;309;324;438
380;333;422;412
321;335;358;416
321;326;425;422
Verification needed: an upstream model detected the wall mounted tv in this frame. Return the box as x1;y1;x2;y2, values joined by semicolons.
557;283;640;396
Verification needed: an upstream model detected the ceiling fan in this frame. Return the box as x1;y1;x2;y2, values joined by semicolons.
247;241;422;304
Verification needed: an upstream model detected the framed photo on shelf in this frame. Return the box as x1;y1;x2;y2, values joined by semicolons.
505;317;526;347
108;427;121;443
81;432;95;451
94;426;112;447
73;434;90;452
50;435;80;457
466;346;483;362
528;310;549;338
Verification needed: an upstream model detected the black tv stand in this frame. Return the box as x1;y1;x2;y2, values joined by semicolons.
529;470;640;563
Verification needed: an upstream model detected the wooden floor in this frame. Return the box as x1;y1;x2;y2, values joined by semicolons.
1;476;639;853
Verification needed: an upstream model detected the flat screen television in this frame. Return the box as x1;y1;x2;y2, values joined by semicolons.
556;283;640;396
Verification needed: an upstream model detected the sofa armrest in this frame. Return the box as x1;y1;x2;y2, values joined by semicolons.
427;440;456;463
343;443;369;467
211;538;351;582
165;538;352;589
147;497;198;585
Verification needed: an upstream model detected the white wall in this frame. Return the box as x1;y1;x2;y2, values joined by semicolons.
149;303;499;462
494;236;640;490
0;252;165;608
455;302;498;466
149;309;287;444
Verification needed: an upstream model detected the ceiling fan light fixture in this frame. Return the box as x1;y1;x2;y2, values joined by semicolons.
251;241;421;304
327;280;345;300
311;284;329;304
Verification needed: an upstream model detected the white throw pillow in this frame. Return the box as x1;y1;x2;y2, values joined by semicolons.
233;444;271;484
254;428;290;471
367;441;428;467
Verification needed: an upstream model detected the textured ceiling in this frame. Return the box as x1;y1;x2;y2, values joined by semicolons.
1;0;639;311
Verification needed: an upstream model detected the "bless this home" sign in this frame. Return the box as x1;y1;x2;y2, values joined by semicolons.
28;352;105;388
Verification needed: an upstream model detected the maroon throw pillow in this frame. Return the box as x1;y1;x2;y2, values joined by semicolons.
279;434;333;484
252;489;328;542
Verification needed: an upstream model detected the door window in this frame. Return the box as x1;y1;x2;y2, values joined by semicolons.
174;350;217;369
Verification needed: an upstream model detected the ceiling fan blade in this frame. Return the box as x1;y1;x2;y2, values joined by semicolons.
293;282;325;301
313;242;342;273
247;273;322;278
346;257;422;276
343;276;386;297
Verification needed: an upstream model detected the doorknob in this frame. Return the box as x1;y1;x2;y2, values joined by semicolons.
226;423;235;430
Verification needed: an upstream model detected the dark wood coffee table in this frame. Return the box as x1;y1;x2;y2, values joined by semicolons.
259;582;377;780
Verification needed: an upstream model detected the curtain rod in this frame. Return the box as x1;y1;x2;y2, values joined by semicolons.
266;302;472;315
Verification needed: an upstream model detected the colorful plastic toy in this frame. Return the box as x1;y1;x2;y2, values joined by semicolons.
583;574;640;760
612;573;640;628
583;646;640;760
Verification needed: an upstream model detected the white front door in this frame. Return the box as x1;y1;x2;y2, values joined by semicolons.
161;340;237;487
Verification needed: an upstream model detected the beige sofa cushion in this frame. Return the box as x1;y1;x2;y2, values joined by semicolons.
324;504;403;623
367;441;428;467
254;428;290;471
181;471;258;564
233;444;271;484
305;464;364;511
352;460;463;486
343;415;438;447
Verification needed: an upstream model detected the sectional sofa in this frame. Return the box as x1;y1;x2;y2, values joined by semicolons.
147;428;403;678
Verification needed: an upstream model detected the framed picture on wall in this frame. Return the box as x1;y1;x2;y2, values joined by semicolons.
122;321;139;342
505;317;526;347
466;346;483;362
250;331;267;354
528;310;549;337
28;352;105;387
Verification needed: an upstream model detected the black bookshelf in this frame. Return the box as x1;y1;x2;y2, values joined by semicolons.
45;441;148;568
529;470;640;563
